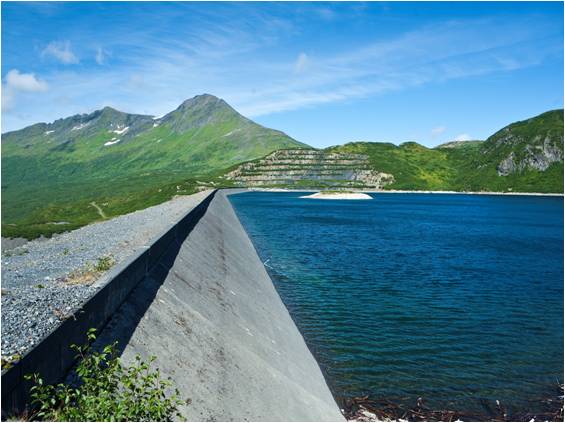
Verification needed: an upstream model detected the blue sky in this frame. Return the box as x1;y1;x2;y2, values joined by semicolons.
2;1;563;147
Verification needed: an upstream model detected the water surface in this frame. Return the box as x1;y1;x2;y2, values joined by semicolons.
229;192;564;412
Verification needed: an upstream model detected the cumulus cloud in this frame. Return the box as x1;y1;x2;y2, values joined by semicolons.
454;133;472;141
95;47;108;65
294;52;309;74
42;41;79;64
5;69;48;92
431;126;446;138
2;69;48;111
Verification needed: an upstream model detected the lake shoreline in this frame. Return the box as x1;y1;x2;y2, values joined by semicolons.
250;187;564;197
230;190;564;420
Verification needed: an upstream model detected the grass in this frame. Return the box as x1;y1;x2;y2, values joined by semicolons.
2;108;562;240
1;172;203;239
328;138;563;193
1;97;304;240
63;256;116;286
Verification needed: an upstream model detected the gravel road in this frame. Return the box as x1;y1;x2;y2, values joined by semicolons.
1;190;212;359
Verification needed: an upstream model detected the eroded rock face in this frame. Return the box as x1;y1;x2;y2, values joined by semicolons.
497;136;564;176
225;149;395;189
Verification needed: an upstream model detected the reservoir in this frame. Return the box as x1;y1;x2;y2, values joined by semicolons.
229;191;564;413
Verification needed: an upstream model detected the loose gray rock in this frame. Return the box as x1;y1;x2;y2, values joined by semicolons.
1;191;211;358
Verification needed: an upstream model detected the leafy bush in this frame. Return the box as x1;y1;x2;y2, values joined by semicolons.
25;329;184;421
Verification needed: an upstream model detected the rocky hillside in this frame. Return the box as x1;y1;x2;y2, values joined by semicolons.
479;109;564;176
225;149;394;189
1;94;308;238
227;110;563;193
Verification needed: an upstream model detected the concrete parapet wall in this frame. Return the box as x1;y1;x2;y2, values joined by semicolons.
1;190;217;415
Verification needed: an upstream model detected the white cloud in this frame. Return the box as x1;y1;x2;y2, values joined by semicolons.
454;133;472;141
431;126;446;138
5;70;48;92
294;52;309;74
2;70;48;111
95;47;107;65
42;41;79;64
2;8;560;132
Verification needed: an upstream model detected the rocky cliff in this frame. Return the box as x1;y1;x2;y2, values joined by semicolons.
225;149;395;189
479;110;564;176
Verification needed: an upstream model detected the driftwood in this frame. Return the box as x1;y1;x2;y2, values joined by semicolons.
342;384;564;422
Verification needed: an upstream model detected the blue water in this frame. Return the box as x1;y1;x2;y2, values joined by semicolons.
229;192;564;412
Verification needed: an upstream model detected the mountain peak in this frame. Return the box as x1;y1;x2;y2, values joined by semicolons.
162;94;241;133
177;93;229;110
100;105;120;113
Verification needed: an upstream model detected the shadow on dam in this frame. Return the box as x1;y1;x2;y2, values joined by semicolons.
79;190;345;421
90;191;216;359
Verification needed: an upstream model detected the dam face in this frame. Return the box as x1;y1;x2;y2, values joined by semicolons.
94;190;344;421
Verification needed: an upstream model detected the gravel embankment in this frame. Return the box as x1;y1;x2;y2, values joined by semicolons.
1;190;212;359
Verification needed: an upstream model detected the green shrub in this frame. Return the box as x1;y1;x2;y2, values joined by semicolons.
25;329;184;421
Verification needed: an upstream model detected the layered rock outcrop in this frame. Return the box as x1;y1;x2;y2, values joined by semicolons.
225;149;394;189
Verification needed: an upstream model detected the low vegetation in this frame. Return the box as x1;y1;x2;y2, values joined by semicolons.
2;100;562;240
0;173;218;239
63;256;116;285
1;94;301;239
24;329;185;421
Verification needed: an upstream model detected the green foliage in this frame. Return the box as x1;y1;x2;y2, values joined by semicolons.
327;109;564;194
1;173;204;239
2;95;305;239
1;353;21;371
328;141;459;190
94;256;115;273
25;329;184;422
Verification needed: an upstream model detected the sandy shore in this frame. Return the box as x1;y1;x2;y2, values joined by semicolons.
250;188;563;197
300;192;373;200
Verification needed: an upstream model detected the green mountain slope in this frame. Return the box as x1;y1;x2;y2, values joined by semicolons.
327;141;458;190
2;94;307;238
444;109;564;193
328;110;563;192
228;110;563;193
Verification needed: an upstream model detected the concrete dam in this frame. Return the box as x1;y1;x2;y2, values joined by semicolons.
1;190;344;421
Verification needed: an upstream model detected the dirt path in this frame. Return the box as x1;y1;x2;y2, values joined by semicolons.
90;201;107;219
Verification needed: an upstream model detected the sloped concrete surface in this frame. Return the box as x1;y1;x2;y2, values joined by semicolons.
96;190;344;421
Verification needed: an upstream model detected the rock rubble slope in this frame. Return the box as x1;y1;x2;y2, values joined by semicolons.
1;191;211;359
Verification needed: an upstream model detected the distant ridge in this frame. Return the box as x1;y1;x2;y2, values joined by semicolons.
1;94;308;238
2;103;562;239
227;109;564;193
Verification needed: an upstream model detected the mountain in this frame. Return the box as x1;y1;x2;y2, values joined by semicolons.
480;109;563;176
1;94;307;239
3;104;562;240
2;94;306;181
434;140;483;149
227;110;564;193
441;109;564;192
